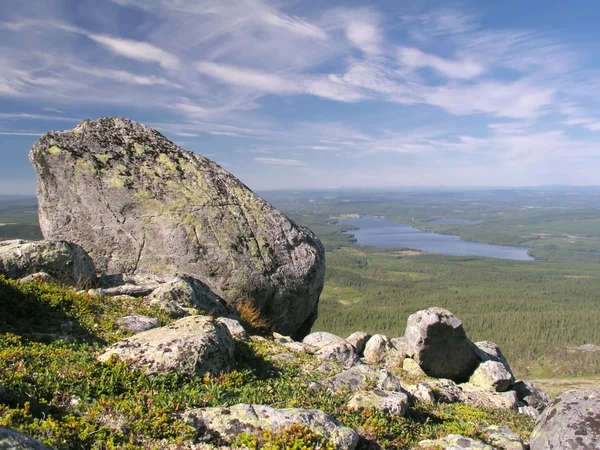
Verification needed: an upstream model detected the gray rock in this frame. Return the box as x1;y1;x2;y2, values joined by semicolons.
18;272;55;283
347;389;409;416
404;307;478;382
414;434;494;449
0;427;55;449
483;425;526;450
216;317;247;341
116;315;160;333
0;239;95;288
146;275;236;319
518;405;539;420
402;382;436;403
530;389;600;450
315;341;360;368
514;380;552;413
459;384;519;410
402;357;426;377
345;331;370;355
302;332;343;349
98;315;235;377
425;378;463;403
363;334;405;368
182;404;359;449
312;364;403;393
30;117;325;339
474;340;514;378
469;361;514;392
272;332;315;352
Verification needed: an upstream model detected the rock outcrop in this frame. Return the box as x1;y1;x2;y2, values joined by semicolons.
98;315;235;377
30;117;325;338
0;239;95;288
530;388;600;450
182;404;359;449
0;427;55;449
404;307;479;382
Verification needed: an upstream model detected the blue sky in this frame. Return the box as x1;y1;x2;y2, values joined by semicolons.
2;0;600;194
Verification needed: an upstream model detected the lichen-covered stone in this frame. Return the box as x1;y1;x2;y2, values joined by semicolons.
311;364;403;394
30;117;325;338
402;357;426;377
115;315;160;333
404;308;478;382
0;427;55;449
469;361;514;392
98;315;235;377
182;404;359;449
18;271;55;283
302;332;342;349
315;341;359;368
530;389;600;450
474;340;514;378
459;384;519;410
482;425;526;450
345;331;370;355
347;390;408;416
414;434;494;449
216;317;247;341
514;380;552;413
0;239;95;288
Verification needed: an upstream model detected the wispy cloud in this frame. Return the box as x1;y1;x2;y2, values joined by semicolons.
255;157;306;166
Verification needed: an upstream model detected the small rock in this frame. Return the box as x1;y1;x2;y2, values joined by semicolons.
402;358;426;377
530;389;600;450
518;405;539;420
474;340;514;378
363;334;392;364
18;271;55;283
302;332;343;349
273;332;315;352
0;239;96;288
469;361;514;392
116;315;160;333
459;384;519;410
312;364;403;393
98;315;235;377
514;380;552;413
402;383;436;403
0;427;55;449
414;434;494;449
404;307;478;382
347;389;409;416
182;404;359;449
216;317;247;341
424;378;463;403
345;331;370;355
483;425;526;450
315;341;360;368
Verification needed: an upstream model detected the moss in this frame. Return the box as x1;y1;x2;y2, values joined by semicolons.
48;146;62;155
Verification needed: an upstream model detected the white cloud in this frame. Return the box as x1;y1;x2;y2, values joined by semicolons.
255;157;306;166
346;20;380;54
398;47;484;79
196;62;294;94
87;34;180;70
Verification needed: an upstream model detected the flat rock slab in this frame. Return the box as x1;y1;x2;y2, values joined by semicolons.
414;434;494;449
311;364;403;394
30;117;325;339
182;404;359;449
530;388;600;450
347;389;409;416
98;315;235;377
315;341;360;368
483;425;526;450
302;332;343;349
116;315;160;333
0;427;55;449
404;307;478;382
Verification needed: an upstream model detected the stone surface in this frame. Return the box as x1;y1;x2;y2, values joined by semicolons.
402;357;426;377
514;380;552;413
302;332;343;349
459;384;519;410
312;364;403;394
469;361;514;392
474;340;514;378
362;334;405;368
402;382;436;404
483;425;526;450
345;331;370;355
18;272;55;283
530;389;600;450
404;308;478;382
518;405;539;420
347;390;409;416
0;239;95;288
146;275;236;319
98;315;235;377
182;404;359;449
116;315;160;333
216;317;247;341
414;434;494;449
30;117;325;339
0;427;55;449
315;341;360;368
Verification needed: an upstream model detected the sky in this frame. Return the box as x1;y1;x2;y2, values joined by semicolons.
1;0;600;194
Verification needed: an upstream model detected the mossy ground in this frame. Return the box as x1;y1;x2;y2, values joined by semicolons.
0;276;533;449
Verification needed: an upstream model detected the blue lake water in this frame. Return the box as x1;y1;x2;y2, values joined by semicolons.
339;217;534;261
426;218;481;225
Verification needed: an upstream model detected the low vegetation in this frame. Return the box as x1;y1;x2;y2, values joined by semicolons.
0;276;533;449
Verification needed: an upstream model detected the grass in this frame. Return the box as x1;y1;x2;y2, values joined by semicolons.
0;276;534;449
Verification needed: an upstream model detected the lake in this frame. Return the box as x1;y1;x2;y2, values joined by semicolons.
339;217;534;261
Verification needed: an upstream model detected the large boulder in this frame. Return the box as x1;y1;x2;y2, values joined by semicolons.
514;380;552;413
30;117;325;338
530;389;600;450
98;315;235;377
0;427;55;449
404;308;478;382
182;404;359;449
0;239;95;288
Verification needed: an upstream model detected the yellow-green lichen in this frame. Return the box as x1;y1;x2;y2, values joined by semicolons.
48;146;62;155
94;153;113;164
133;143;145;155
